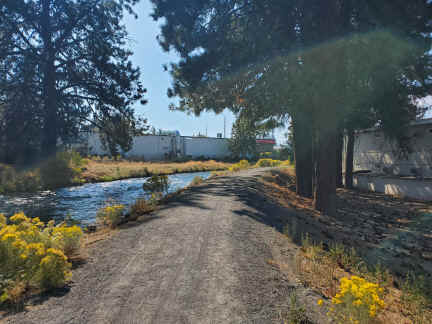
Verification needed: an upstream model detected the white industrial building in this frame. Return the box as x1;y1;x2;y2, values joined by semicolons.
85;133;231;160
346;118;432;201
350;118;432;178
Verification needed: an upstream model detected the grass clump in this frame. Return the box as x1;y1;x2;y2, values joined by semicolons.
96;204;125;228
285;292;310;324
229;160;250;172
130;198;156;218
400;272;432;323
0;212;83;306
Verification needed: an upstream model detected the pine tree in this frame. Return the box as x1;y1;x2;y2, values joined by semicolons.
229;117;257;159
151;0;432;214
0;0;147;160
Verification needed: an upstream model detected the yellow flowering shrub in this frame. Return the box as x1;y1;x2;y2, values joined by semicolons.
280;160;292;166
38;248;72;289
255;158;283;167
327;276;385;324
51;224;83;257
96;204;125;228
229;160;250;172
0;212;82;304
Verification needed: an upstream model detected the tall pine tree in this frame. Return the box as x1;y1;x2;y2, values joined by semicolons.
0;0;147;161
151;0;432;215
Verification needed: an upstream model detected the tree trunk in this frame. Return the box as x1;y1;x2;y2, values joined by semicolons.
345;129;355;189
336;130;343;188
293;115;314;198
41;0;58;156
314;127;337;216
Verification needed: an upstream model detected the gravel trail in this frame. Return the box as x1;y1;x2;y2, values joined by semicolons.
3;168;324;324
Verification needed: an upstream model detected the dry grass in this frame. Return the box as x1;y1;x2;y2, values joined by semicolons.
129;198;157;221
81;160;231;182
82;227;117;247
291;238;432;324
260;168;432;324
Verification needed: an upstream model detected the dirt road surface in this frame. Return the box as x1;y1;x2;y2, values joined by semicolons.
4;168;325;324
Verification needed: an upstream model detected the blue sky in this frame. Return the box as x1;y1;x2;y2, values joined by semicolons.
123;1;237;139
123;1;287;144
122;1;430;144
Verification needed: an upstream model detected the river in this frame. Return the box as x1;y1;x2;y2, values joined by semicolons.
0;171;210;224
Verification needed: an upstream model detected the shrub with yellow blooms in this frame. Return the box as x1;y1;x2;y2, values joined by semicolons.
38;248;72;289
229;160;250;172
255;158;283;167
0;212;82;304
327;276;385;324
280;160;292;167
96;204;125;228
51;224;83;257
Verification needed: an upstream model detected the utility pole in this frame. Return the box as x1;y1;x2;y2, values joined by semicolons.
223;115;226;138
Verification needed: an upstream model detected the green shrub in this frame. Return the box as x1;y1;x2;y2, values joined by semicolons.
142;175;170;194
0;165;41;194
40;151;84;189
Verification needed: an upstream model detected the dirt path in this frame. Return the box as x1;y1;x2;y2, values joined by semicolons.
3;168;325;324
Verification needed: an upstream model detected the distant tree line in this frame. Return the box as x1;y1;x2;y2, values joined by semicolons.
0;0;147;164
150;0;432;215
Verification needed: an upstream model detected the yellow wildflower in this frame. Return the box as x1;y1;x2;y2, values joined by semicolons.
328;276;385;323
9;212;29;224
2;233;18;241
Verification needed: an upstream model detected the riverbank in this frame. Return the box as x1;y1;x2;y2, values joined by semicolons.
0;159;232;194
80;159;231;183
0;171;213;224
259;167;432;323
2;168;327;323
3;168;429;323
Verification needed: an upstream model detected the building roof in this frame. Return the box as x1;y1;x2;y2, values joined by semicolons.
358;118;432;134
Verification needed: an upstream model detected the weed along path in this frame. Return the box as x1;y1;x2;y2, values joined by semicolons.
4;168;326;324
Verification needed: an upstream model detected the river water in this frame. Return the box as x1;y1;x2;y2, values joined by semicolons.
0;171;210;224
